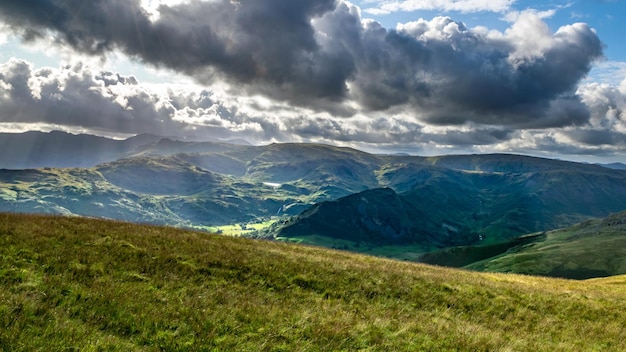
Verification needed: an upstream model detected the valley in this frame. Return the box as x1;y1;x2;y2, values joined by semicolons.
3;131;626;280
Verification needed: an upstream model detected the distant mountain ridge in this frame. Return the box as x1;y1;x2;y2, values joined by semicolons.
3;131;626;258
0;131;252;169
269;158;626;248
0;131;160;169
600;162;626;170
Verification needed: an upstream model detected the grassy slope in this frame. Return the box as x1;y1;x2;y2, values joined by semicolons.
0;168;187;224
0;160;301;227
2;214;626;351
465;210;626;279
5;145;626;247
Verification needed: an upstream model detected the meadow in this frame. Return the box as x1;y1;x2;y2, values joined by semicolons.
2;213;626;351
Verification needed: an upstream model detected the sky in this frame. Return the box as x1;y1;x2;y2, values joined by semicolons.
1;0;626;163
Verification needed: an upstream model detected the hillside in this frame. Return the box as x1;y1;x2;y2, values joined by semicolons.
0;131;162;169
2;213;626;351
273;187;474;249
0;131;253;170
4;136;626;254
463;210;626;279
0;161;301;226
268;160;626;252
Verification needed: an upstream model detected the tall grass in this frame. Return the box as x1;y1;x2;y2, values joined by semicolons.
1;213;625;351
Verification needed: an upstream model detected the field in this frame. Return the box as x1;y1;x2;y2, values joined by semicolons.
275;234;430;261
2;213;626;351
199;219;277;237
465;212;626;278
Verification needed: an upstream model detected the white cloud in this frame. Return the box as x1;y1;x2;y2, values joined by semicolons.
140;0;192;20
363;0;515;15
0;25;8;46
503;11;554;65
502;8;557;23
1;1;626;161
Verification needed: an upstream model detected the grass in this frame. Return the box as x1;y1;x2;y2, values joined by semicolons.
2;213;626;351
276;234;432;261
200;219;277;236
465;211;626;279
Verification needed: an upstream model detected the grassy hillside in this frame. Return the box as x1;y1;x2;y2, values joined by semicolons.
2;213;626;351
5;142;626;254
0;159;306;226
465;210;626;279
272;187;476;250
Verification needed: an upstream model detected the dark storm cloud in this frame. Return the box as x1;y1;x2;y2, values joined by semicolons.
0;0;604;128
565;129;626;146
428;128;515;146
343;14;602;127
0;0;348;106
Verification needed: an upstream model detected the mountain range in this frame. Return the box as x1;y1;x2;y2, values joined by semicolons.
3;130;626;274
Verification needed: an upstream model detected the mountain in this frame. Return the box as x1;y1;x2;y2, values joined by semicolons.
0;167;188;224
423;153;592;174
0;131;154;169
0;131;253;169
460;210;626;279
272;187;481;251
96;156;227;195
267;157;626;252
600;162;626;170
3;213;626;351
0;156;308;226
275;188;451;247
4;133;626;256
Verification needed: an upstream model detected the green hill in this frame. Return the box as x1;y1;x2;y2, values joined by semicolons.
97;156;227;195
0;161;300;227
4;142;626;256
273;187;476;250
463;210;626;279
270;158;626;253
2;213;626;351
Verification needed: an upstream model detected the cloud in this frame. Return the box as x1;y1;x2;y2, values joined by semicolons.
2;56;626;160
564;129;626;147
0;0;348;109
0;58;510;147
0;59;165;134
363;0;515;15
353;13;601;127
2;1;624;161
0;58;262;139
0;0;604;129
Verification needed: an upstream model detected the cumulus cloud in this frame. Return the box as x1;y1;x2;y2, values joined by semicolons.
355;12;600;127
0;57;510;147
0;58;270;139
2;0;625;161
495;79;626;158
0;0;348;109
2;56;626;160
0;0;604;129
363;0;515;15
